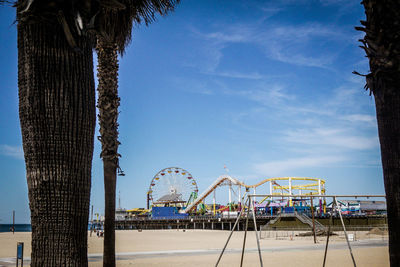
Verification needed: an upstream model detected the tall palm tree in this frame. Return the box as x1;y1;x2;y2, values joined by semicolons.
355;0;400;265
94;1;179;266
15;0;97;265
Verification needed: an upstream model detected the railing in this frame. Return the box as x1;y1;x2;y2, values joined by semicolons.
294;212;326;232
259;224;388;240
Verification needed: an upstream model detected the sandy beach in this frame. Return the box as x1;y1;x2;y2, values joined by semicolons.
0;230;389;266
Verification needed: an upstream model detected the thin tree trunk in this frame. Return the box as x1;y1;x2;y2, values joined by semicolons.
17;20;96;267
96;37;120;267
103;159;117;267
357;1;400;265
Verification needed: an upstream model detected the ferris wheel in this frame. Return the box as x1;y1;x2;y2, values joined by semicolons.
147;167;199;209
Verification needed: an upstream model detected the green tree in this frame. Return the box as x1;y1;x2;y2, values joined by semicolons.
16;0;96;265
355;0;400;265
94;1;179;266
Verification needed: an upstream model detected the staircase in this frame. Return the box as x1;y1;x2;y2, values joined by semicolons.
262;214;282;229
295;212;326;233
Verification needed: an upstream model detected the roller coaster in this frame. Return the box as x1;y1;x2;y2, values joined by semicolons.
180;175;326;214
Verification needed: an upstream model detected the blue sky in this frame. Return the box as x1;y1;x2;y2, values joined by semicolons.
0;0;385;223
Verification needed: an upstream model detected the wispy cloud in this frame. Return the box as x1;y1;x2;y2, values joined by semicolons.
177;6;378;181
266;46;333;68
0;145;24;160
192;22;349;70
341;114;376;125
171;77;215;95
259;7;283;20
222;84;295;106
255;23;347;67
282;127;379;150
319;0;356;5
254;155;345;177
205;70;264;80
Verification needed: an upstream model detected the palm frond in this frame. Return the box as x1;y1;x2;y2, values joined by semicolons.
355;0;400;96
97;0;180;54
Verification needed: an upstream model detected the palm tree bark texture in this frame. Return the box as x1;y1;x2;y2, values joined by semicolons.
356;0;400;265
96;37;120;267
17;4;96;267
94;1;179;266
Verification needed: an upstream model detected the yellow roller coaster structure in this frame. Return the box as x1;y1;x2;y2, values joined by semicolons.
257;177;326;204
181;175;325;213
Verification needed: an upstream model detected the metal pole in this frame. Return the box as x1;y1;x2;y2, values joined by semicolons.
323;223;331;266
90;205;94;237
240;198;251;267
238;185;242;211
253;188;256;207
322;225;331;267
21;243;23;267
269;182;273;202
229;183;232;211
335;197;357;267
215;193;247;267
310;197;316;243
251;196;264;267
147;193;150;210
12;210;15;234
323;199;334;266
289;178;292;206
213;190;216;215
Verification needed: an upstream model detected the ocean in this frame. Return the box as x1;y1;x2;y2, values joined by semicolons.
0;224;94;232
0;224;32;232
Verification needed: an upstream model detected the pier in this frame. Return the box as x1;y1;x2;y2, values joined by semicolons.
113;214;387;231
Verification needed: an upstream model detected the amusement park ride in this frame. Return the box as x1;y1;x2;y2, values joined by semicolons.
146;167;326;216
147;167;199;209
130;167;386;267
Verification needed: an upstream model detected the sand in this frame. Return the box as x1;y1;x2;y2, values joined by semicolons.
0;230;389;266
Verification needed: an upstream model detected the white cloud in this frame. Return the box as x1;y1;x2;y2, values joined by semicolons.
266;46;333;68
260;7;283;20
254;155;345;176
192;21;349;71
283;127;379;150
203;32;249;43
199;42;225;73
319;0;357;6
341;114;376;125
222;84;295;106
0;145;24;160
207;71;264;80
192;20;350;73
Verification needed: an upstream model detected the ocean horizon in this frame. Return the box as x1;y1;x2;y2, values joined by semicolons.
0;224;31;232
0;223;95;232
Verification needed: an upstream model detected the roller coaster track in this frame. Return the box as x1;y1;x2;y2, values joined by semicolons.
180;175;325;213
181;175;241;213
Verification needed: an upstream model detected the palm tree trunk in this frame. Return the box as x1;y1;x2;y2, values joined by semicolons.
96;37;120;267
358;1;400;265
375;90;400;265
103;159;117;267
17;21;96;266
